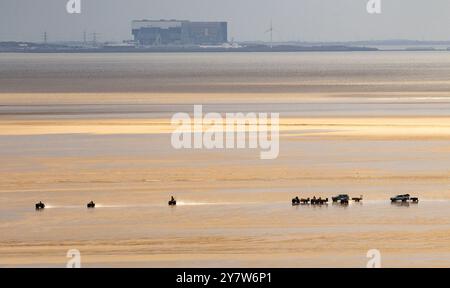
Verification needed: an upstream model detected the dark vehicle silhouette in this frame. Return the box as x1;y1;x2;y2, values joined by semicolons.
390;194;410;202
311;197;328;205
292;197;313;205
391;194;420;204
300;198;310;204
35;201;45;210
168;196;177;206
332;194;350;203
87;201;96;208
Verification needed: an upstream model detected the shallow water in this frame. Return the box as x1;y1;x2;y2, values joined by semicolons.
1;198;450;267
1;52;450;267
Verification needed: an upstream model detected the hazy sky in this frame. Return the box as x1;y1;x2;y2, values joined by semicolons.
1;0;450;42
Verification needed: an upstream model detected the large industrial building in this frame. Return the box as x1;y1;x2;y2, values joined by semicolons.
132;20;228;46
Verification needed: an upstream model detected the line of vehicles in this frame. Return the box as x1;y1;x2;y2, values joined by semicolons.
291;194;360;206
34;194;419;210
35;197;178;210
292;194;419;206
35;200;96;210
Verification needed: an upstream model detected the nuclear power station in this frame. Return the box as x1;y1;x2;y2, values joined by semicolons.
132;20;228;46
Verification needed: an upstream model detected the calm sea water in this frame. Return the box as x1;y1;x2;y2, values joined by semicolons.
1;52;450;118
1;52;450;94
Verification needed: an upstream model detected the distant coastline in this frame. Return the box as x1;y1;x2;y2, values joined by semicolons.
2;40;450;53
0;42;377;53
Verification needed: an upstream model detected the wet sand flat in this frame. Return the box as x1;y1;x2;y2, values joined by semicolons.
1;116;450;267
1;200;450;267
1;52;450;267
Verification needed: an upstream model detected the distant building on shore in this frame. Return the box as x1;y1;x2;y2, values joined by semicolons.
132;20;228;46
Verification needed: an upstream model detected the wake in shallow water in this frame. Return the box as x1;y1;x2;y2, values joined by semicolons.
40;201;259;209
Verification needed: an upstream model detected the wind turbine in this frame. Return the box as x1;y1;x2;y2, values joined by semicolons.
265;21;274;48
42;31;48;44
